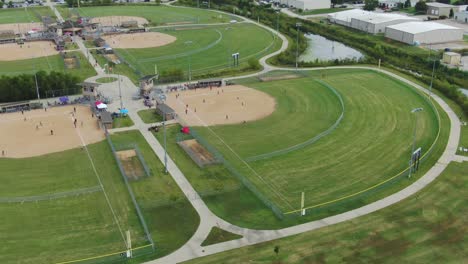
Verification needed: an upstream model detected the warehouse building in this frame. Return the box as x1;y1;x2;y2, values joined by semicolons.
350;13;418;34
455;11;468;23
385;22;463;44
426;2;456;17
280;0;331;10
327;9;371;27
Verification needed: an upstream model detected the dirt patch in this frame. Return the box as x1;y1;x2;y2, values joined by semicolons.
165;85;276;126
178;139;218;167
0;105;105;158
116;149;145;180
0;41;58;61
102;32;176;49
90;16;149;27
0;22;44;35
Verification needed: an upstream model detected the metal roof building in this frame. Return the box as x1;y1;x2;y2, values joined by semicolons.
350;13;419;34
426;2;456;17
385;22;463;44
327;9;371;27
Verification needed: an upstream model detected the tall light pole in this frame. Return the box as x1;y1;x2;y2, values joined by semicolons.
225;27;231;67
409;107;423;179
162;97;168;174
118;74;123;111
429;57;436;98
276;10;280;40
295;22;301;70
185;41;193;82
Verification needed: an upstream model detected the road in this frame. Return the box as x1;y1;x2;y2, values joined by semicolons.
47;3;463;263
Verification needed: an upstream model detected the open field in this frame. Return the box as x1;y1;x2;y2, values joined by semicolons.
0;105;104;158
186;161;468;264
0;51;96;81
58;5;238;25
157;69;449;229
0;6;54;24
138;109;163;124
0;140;147;264
113;23;280;79
166;84;276;126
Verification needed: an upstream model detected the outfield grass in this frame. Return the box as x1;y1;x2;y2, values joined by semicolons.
0;141;146;264
0;6;54;24
0;51;96;81
109;131;200;258
201;227;242;247
197;69;439;211
58;5;238;25
117;23;281;79
138;109;163;124
185;161;468;264
156;69;449;229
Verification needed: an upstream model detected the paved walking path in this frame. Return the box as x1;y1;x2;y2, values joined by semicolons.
45;3;464;263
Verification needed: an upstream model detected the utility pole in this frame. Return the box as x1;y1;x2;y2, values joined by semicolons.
295;22;301;70
429;57;436;98
185;41;193;81
118;74;123;110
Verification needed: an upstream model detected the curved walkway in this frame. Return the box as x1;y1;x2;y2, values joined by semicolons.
61;3;462;263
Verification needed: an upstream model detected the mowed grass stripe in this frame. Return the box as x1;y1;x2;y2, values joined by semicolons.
196;70;439;211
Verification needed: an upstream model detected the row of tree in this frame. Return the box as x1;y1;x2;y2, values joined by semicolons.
0;71;80;103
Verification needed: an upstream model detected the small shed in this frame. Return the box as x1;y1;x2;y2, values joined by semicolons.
156;103;176;121
442;52;461;65
80;82;101;98
100;110;113;129
426;2;455;17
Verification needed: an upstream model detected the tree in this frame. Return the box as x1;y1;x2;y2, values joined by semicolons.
273;246;280;257
363;0;378;11
404;0;411;8
449;8;454;18
7;1;13;8
414;0;427;13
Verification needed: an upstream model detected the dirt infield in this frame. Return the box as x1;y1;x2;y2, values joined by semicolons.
0;22;44;35
90;16;149;27
102;32;176;49
0;41;58;61
0;105;105;158
165;85;276;126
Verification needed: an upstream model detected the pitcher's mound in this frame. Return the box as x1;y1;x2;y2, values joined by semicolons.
102;32;176;49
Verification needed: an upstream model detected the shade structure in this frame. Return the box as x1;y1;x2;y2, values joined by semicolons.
181;127;190;134
120;108;129;114
94;100;103;106
96;103;107;109
59;96;69;103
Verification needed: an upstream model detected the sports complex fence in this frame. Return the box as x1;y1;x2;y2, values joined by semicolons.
105;132;155;251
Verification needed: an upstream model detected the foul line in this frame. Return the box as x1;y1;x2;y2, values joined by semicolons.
55;244;153;264
73;117;128;249
0;185;102;203
175;97;294;210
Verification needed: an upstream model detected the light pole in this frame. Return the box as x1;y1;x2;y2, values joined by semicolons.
275;10;280;40
409;107;423;179
295;22;301;70
429;57;436;98
225;27;231;67
185;41;193;82
162;97;168;174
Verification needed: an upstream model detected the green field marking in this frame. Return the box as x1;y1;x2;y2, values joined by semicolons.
58;5;237;25
0;185;102;203
201;227;242;247
185;161;468;264
195;69;440;212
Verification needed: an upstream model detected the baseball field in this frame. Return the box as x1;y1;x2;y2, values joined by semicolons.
156;69;449;228
0;6;54;24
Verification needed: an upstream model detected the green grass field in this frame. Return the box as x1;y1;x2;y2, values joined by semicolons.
297;7;351;15
58;5;238;25
112;115;134;128
196;69;440;212
0;6;54;24
185;161;468;263
114;23;281;80
156;69;448;229
0;51;96;81
201;227;242;247
0;141;146;264
138;109;163;124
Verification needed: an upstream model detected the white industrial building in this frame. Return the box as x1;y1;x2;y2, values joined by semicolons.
279;0;330;10
426;2;456;17
385;22;464;44
350;13;418;34
378;0;417;8
455;11;468;23
328;10;418;34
